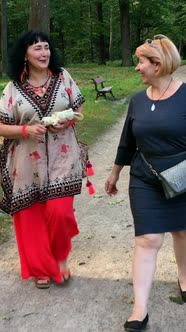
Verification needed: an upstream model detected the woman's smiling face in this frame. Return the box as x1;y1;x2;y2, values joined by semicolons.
135;56;158;85
25;40;51;72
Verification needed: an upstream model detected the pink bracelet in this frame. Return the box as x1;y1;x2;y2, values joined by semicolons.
22;125;28;138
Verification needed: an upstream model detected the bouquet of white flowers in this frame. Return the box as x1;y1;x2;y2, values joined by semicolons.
42;108;84;126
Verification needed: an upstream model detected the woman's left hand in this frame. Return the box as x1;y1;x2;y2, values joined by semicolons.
48;118;69;133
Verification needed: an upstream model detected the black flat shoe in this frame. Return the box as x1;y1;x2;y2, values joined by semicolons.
178;280;186;302
124;314;149;332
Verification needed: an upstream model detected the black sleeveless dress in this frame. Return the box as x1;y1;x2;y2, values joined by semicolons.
115;83;186;236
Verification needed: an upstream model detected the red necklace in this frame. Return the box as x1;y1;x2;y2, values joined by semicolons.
26;75;50;94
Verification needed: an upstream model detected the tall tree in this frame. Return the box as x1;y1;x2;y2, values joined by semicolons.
96;0;106;64
119;0;133;66
28;0;50;34
109;0;114;61
1;0;8;76
88;0;94;62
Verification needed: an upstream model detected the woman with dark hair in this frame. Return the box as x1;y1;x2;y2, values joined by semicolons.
8;31;61;80
0;31;85;289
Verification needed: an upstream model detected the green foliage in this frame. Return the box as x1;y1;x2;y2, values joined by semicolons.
130;0;181;50
6;0;28;48
0;80;8;95
1;0;186;66
169;296;184;305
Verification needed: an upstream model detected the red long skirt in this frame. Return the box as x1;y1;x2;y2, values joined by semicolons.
13;196;79;283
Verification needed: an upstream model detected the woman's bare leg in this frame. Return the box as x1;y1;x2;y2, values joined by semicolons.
172;230;186;290
128;233;165;321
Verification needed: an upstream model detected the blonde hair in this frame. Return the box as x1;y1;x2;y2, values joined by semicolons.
135;34;181;76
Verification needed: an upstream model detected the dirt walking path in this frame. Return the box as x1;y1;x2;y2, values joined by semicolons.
0;66;186;332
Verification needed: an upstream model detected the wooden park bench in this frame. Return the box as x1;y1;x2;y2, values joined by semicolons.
92;77;115;100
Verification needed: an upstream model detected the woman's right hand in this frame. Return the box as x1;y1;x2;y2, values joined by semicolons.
26;124;47;140
105;164;124;196
105;173;119;196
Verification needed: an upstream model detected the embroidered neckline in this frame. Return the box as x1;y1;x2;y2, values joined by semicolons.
18;75;59;115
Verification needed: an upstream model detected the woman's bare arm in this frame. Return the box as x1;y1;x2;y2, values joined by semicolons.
0;123;46;140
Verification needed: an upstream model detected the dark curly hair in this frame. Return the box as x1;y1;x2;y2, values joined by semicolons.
8;31;61;82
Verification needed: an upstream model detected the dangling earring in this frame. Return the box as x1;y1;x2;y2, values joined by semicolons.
20;60;28;83
48;68;53;77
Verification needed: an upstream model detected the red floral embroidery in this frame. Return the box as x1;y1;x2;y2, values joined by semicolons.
59;72;72;98
13;168;17;177
9;145;15;154
29;151;41;160
8;96;13;110
66;88;72;96
61;144;70;153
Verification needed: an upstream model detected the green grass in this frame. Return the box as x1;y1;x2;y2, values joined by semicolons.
0;64;144;243
0;212;13;245
169;296;184;304
66;64;143;144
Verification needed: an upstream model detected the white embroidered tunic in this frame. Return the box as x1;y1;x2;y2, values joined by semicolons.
0;68;85;214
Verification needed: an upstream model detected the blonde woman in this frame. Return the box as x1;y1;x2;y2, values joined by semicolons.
105;35;186;331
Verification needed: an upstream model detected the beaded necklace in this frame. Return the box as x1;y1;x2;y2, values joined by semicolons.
26;75;51;94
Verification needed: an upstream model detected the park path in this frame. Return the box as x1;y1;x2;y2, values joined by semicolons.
0;66;186;332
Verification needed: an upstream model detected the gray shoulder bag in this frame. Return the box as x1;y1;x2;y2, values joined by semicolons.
140;152;186;199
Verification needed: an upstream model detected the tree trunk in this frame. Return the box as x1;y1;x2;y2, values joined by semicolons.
28;0;50;35
96;0;106;65
109;1;113;61
1;0;8;76
59;29;65;66
119;0;133;66
88;0;94;62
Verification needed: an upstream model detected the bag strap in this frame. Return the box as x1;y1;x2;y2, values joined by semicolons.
140;150;186;178
140;152;159;178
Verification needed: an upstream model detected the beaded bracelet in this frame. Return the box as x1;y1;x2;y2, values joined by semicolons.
22;125;28;138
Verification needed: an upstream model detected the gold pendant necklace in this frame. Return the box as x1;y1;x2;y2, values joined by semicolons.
151;78;173;111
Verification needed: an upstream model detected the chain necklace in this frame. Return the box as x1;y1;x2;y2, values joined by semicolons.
26;75;50;94
150;78;173;111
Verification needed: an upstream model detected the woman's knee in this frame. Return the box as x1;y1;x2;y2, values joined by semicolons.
135;233;164;250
